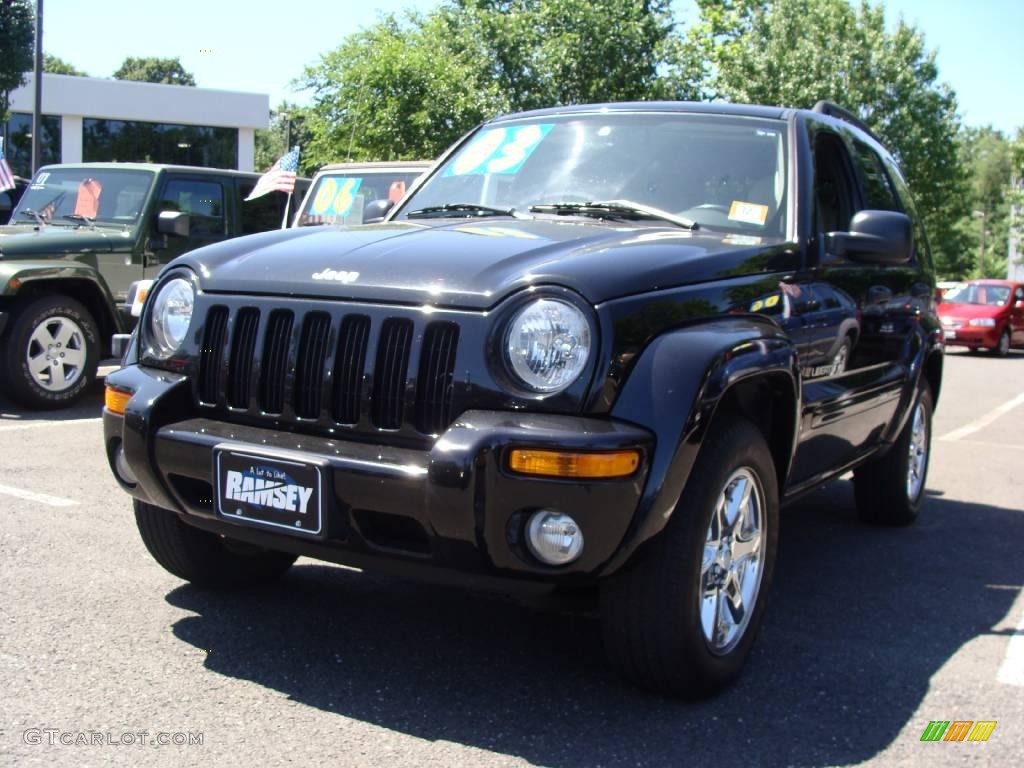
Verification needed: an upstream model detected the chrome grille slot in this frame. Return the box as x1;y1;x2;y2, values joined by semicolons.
198;306;228;405
371;318;413;430
227;307;259;409
259;310;294;414
294;312;332;419
331;314;370;425
415;321;460;434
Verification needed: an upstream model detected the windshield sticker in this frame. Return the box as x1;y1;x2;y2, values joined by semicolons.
445;123;554;177
30;172;51;189
723;234;763;246
728;200;769;226
310;177;363;217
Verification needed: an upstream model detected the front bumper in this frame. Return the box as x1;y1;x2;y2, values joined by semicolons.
941;325;1000;348
103;364;654;585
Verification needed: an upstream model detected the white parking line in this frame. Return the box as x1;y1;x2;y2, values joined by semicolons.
0;417;101;432
0;483;78;508
939;391;1024;442
998;601;1024;687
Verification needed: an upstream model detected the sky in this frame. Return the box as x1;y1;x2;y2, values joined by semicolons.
41;0;1022;135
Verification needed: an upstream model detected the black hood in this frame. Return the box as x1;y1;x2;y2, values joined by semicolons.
178;219;791;309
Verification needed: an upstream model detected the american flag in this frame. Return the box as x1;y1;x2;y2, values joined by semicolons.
0;138;16;193
245;147;300;201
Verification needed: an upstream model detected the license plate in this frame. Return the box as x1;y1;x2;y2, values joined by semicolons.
943;329;956;340
214;445;324;537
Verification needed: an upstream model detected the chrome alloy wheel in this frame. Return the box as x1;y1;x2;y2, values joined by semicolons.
26;315;88;392
906;400;929;501
700;467;766;655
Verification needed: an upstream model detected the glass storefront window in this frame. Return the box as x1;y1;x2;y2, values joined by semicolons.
83;118;237;169
3;113;62;177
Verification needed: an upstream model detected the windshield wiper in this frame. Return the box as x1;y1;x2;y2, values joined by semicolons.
405;203;519;219
14;208;47;227
63;213;96;227
529;200;698;230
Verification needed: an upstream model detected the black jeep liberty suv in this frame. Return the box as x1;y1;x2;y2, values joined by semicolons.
102;101;942;697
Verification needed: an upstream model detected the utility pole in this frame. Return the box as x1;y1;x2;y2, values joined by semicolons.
31;0;43;175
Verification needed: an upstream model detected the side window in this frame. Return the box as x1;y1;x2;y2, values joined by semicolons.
159;179;225;237
812;130;858;235
850;139;900;211
239;182;285;233
881;158;932;268
1015;287;1024;302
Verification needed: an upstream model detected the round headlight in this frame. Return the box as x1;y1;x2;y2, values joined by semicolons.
505;298;591;393
148;277;195;358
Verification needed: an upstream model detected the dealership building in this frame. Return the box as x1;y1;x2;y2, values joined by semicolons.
4;73;269;178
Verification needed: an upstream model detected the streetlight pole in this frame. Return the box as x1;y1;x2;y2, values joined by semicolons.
282;111;292;154
972;209;987;276
31;0;43;175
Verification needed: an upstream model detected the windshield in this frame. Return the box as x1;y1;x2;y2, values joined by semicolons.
944;283;1011;306
297;170;424;226
11;168;155;227
396;112;789;235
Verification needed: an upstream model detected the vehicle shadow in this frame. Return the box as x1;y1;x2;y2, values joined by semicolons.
0;378;106;422
165;483;1022;767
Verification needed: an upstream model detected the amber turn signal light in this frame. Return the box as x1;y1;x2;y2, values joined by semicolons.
508;448;641;479
104;386;132;415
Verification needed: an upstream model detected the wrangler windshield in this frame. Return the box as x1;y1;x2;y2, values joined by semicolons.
11;168;155;227
396;112;789;236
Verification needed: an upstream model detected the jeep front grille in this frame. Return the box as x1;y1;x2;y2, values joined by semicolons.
195;301;461;438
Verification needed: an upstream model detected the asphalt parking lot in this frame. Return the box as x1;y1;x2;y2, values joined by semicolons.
1;351;1022;768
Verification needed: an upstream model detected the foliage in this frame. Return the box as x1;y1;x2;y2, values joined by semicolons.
0;0;35;125
298;0;694;164
254;103;315;175
688;0;970;276
43;53;87;76
112;56;196;86
958;127;1012;277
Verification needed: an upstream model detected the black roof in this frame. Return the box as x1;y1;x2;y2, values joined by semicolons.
490;101;792;123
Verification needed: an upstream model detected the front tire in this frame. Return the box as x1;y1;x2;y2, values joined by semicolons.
134;500;297;588
600;417;779;698
0;294;99;409
994;329;1010;357
853;385;933;525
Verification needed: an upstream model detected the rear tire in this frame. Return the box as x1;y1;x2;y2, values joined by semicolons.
134;500;297;588
853;385;933;526
600;417;779;698
0;294;99;409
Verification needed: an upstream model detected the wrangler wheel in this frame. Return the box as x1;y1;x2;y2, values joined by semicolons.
0;295;99;409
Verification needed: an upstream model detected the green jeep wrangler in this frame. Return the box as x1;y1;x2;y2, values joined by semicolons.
0;163;307;408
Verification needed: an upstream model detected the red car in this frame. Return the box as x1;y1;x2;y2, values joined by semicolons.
938;279;1024;356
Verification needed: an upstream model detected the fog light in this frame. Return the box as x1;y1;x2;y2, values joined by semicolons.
113;442;138;486
526;510;584;565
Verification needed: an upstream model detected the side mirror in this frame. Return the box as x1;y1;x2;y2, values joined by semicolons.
827;210;912;265
362;199;395;225
157;210;190;237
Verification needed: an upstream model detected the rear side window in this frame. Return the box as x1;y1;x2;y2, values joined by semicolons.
160;179;225;237
850;139;900;211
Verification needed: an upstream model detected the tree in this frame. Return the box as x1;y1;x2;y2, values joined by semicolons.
254;102;314;174
688;0;970;277
113;56;196;86
43;53;87;76
0;0;35;125
959;127;1012;277
299;1;695;163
